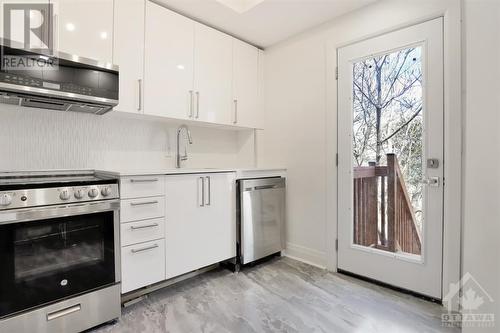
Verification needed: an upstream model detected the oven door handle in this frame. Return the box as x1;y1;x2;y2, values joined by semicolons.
46;304;82;321
0;200;120;225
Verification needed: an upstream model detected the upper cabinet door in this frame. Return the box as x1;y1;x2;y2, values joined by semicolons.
232;39;260;128
113;0;144;114
51;0;113;63
144;2;194;120
194;23;233;124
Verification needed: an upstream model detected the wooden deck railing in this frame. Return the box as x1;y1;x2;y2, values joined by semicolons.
353;153;421;255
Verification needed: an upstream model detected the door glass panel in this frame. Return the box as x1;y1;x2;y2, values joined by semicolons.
352;46;423;256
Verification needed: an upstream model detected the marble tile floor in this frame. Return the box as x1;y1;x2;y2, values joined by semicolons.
92;257;458;333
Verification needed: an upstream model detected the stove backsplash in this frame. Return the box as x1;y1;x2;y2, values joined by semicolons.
0;105;256;171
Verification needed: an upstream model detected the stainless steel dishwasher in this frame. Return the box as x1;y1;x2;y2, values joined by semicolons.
237;177;286;267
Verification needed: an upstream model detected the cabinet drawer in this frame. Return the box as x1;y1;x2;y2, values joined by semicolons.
120;196;165;223
121;239;165;293
121;218;165;246
120;176;165;199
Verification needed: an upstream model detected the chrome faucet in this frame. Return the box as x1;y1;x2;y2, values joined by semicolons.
176;125;193;168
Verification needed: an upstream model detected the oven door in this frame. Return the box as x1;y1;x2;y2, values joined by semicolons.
0;200;120;319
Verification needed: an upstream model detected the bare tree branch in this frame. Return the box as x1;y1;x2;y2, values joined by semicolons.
379;107;422;145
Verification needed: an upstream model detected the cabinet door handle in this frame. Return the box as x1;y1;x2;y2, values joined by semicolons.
189;90;194;118
137;79;142;111
131;244;159;253
131;223;159;230
130;200;158;206
195;91;200;119
130;178;158;183
199;177;205;207
233;99;238;124
205;176;211;206
47;304;81;321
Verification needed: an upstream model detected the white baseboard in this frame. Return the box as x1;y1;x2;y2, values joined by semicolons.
283;242;327;269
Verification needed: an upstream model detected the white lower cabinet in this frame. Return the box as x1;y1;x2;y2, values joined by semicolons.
165;173;236;279
119;175;166;294
121;239;166;293
120;196;165;223
120;176;166;199
121;218;165;247
119;172;236;293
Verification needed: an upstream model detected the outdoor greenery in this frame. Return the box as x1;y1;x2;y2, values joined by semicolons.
352;46;423;225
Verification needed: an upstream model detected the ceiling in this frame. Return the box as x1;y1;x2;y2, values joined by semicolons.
155;0;377;48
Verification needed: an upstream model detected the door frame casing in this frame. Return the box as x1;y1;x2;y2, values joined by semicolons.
325;4;462;311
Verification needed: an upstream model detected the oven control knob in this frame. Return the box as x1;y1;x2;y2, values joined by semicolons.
0;193;12;206
88;188;99;198
101;186;112;197
59;189;71;201
74;188;85;199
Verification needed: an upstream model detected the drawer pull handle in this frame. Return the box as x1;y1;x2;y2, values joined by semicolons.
130;200;158;206
130;178;159;183
131;244;159;253
131;223;159;230
47;304;81;321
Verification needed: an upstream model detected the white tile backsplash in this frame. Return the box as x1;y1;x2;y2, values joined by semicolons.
0;105;253;171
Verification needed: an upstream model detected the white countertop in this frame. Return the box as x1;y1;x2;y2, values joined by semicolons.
97;168;286;179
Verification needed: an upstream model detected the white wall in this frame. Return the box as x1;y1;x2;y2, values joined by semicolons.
259;0;461;275
462;0;500;330
0;104;255;171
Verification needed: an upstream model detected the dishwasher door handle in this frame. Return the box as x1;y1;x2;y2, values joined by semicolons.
254;185;279;190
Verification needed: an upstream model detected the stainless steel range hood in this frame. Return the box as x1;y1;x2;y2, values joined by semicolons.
0;44;119;115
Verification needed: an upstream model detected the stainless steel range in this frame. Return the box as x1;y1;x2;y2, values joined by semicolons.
0;170;121;333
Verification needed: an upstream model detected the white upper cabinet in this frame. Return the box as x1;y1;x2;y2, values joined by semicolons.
140;2;262;128
51;0;113;63
144;1;194;120
113;0;144;114
193;23;233;124
232;39;260;128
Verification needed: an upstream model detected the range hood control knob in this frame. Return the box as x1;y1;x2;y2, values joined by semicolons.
74;188;85;199
88;188;99;198
101;186;112;197
59;189;70;200
0;193;12;206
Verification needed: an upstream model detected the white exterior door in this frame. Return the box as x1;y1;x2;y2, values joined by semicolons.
337;18;444;299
